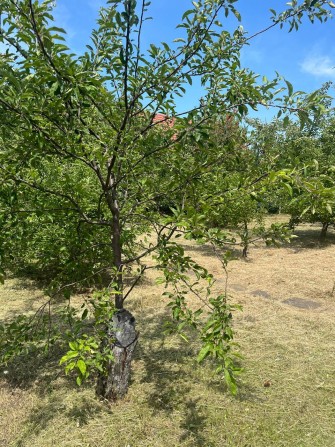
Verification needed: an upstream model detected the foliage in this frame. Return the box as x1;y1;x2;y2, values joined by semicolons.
0;287;117;386
0;0;334;397
248;84;335;237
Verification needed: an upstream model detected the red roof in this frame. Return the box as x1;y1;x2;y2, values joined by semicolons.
152;113;175;128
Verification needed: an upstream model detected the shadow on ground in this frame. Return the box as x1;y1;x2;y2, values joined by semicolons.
1;307;257;445
288;225;335;250
134;310;210;445
0;342;71;393
133;309;261;445
178;241;243;259
179;224;335;259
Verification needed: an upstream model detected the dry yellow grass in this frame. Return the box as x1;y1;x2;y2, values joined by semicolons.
1;218;335;447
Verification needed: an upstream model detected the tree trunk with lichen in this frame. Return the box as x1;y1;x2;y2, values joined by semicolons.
96;309;138;400
96;184;138;400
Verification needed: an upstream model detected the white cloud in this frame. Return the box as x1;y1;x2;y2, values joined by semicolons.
300;54;335;78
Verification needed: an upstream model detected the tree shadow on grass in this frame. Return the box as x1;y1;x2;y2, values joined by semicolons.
178;241;243;259
12;393;67;447
0;343;71;394
135;310;264;444
12;392;109;447
135;334;194;411
179;397;209;446
132;309;212;444
1;342;110;445
65;395;111;426
1;306;256;445
289;226;335;250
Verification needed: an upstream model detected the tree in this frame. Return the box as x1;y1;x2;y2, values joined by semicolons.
248;83;335;240
0;0;334;401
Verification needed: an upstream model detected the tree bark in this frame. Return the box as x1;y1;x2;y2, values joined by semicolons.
288;217;299;230
320;222;329;241
242;245;248;258
96;309;138;401
242;220;248;258
98;172;138;400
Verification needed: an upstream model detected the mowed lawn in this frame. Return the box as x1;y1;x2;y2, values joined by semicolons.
1;220;335;447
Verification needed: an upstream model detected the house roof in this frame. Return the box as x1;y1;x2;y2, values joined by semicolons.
152;113;175;128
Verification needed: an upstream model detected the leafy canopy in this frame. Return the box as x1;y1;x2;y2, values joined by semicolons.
0;0;334;394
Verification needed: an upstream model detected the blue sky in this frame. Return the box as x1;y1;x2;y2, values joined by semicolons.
52;0;335;121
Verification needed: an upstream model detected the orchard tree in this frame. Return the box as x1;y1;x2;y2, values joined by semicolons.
248;84;335;240
283;121;335;239
0;0;334;401
196;118;293;257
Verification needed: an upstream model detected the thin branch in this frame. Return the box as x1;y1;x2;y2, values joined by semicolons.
120;112;211;182
134;0;145;79
51;266;112;297
0;29;29;58
1;207;78;214
86;93;119;132
28;0;63;78
180;277;214;311
209;241;229;299
0;164;113;227
122;264;147;302
0;97;94;169
123;0;132;111
128;1;225;111
123;224;177;265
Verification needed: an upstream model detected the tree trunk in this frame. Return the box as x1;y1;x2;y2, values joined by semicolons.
288;217;298;230
242;245;248;258
320;222;329;241
99;175;138;400
96;309;138;401
242;221;248;258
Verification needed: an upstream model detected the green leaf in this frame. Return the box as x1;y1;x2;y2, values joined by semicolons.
59;350;79;365
283;116;290;128
63;289;71;300
197;344;211;363
283;182;293;197
77;359;87;376
182;9;193;20
48;26;66;34
299;204;309;216
224;368;238;395
285;80;293;96
233;9;241;21
64;361;76;374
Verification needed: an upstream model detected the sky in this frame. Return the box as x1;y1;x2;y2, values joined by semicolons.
51;0;335;121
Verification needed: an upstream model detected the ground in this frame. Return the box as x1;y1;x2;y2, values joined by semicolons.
1;218;335;447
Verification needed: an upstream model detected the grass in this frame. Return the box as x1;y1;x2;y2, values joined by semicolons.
1;218;335;446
